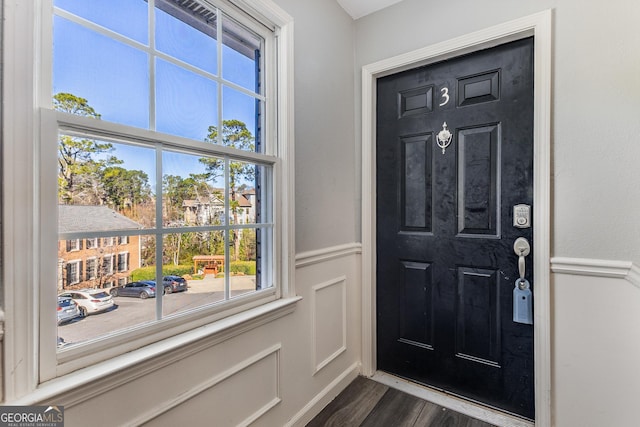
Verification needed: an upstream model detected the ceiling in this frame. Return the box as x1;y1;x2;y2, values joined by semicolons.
335;0;405;19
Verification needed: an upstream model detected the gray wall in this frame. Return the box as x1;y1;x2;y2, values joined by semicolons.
275;0;358;253
355;0;640;265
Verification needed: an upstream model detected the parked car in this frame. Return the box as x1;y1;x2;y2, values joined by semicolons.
57;296;81;325
110;281;156;299
58;289;116;317
160;275;188;294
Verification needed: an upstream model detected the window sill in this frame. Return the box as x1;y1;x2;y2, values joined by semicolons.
9;296;301;407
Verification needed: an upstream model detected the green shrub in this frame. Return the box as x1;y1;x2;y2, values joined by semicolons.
132;262;255;280
130;265;194;281
230;261;256;275
211;261;256;278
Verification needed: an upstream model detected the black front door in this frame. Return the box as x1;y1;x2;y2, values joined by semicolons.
376;38;535;419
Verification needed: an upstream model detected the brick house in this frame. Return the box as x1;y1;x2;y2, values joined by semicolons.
58;205;142;292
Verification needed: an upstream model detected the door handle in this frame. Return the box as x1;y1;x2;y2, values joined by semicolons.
513;237;530;284
513;237;533;324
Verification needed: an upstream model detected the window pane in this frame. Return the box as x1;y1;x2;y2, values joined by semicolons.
57;234;155;348
155;3;217;75
53;16;149;129
55;0;149;44
58;137;156;229
229;228;260;298
156;59;218;140
229;162;268;225
222;15;262;93
163;151;225;227
162;232;226;317
222;87;260;153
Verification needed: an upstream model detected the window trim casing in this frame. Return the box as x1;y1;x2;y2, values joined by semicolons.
2;0;295;400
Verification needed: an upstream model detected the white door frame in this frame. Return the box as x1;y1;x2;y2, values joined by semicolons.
361;10;552;426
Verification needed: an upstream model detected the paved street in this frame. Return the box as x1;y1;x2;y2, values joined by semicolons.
58;275;257;346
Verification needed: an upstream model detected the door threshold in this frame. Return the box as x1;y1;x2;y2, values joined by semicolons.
370;371;534;427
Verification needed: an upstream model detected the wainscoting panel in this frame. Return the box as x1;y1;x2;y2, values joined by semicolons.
311;276;347;375
552;257;640;427
142;345;281;427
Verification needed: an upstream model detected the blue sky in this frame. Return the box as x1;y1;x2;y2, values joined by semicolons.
53;0;259;183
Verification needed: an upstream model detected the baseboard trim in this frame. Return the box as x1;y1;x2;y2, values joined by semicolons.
551;257;640;290
284;362;360;427
295;243;362;268
371;372;534;427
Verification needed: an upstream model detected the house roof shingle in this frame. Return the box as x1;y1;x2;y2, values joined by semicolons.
58;205;142;234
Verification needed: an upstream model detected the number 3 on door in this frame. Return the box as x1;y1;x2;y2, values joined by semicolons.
439;87;450;106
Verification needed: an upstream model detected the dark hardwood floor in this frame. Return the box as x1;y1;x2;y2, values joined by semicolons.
307;377;498;427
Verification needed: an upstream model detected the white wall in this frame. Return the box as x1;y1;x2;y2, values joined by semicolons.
354;1;640;426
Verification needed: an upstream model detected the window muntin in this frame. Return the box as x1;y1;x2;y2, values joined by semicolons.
53;0;277;352
53;0;266;153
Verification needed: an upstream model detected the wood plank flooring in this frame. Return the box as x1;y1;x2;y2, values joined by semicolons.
307;377;498;427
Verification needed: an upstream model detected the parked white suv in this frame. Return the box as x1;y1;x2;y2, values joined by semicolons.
58;289;115;317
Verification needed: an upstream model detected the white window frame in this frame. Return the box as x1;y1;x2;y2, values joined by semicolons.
85;237;98;249
66;238;80;252
85;257;98;280
117;252;128;273
65;259;81;286
3;0;295;400
101;254;114;276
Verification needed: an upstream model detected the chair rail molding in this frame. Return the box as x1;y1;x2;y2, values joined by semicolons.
295;243;362;268
551;257;640;290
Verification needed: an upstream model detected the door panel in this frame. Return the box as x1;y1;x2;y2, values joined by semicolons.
399;260;434;349
457;124;500;236
376;38;534;419
455;266;501;366
401;134;433;231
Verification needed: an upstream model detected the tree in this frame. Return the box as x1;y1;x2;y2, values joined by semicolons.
201;119;256;260
54;93;120;204
101;167;151;214
239;228;256;260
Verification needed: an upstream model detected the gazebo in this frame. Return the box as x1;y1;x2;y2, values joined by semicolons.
192;255;225;276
